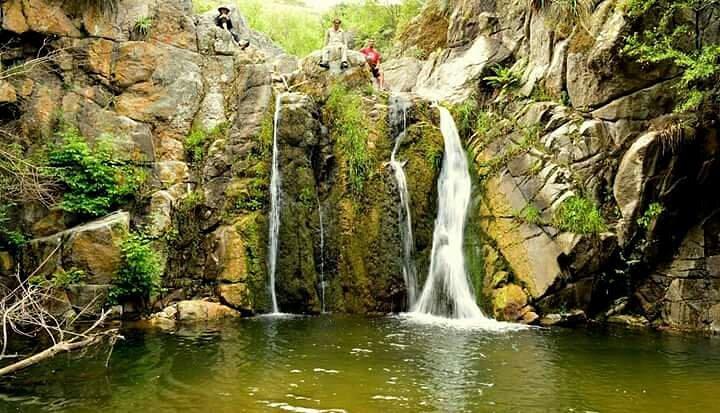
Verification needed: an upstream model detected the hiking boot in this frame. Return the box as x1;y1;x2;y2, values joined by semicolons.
318;62;330;69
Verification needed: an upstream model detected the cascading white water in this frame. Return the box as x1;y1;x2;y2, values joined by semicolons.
411;105;485;319
267;93;284;314
389;95;418;307
317;198;326;313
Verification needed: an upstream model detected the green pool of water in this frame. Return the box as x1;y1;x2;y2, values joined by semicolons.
0;315;718;412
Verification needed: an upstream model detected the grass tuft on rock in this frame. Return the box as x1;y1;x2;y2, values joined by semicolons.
325;85;374;197
553;195;607;235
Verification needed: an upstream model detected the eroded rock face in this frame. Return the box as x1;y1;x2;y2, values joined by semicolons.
2;0;294;318
395;0;720;333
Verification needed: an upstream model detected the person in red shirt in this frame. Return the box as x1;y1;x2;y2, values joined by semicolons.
360;39;384;89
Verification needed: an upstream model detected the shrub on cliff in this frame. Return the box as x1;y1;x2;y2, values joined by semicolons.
623;0;720;118
553;195;607;235
109;232;163;307
325;85;373;196
48;127;146;217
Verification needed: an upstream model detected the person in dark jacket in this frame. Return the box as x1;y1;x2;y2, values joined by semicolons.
216;6;243;45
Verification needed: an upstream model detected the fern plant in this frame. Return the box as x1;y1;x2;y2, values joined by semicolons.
483;65;522;91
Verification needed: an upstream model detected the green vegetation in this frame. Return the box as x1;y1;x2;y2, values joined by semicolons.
48;127;146;217
518;204;543;225
637;202;664;229
109;232;163;306
234;179;267;212
133;16;153;37
185;123;228;164
553;195;607;234
326;85;373;196
29;267;86;289
0;204;26;251
622;0;720;117
483;64;523;93
451;96;480;138
179;190;205;213
192;0;424;57
324;0;424;52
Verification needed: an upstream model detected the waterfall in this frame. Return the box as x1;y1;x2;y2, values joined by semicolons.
317;198;326;313
388;94;418;308
267;93;284;314
411;105;485;320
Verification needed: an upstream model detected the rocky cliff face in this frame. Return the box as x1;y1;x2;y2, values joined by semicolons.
0;0;290;315
391;0;720;332
0;0;444;317
2;0;718;334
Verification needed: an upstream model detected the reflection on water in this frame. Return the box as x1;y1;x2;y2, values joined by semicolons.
0;316;719;412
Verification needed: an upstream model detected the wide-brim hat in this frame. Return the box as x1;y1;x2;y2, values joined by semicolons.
218;6;231;13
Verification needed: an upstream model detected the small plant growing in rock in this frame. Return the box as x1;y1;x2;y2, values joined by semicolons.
483;65;522;92
133;16;153;38
185;123;229;164
0;204;26;252
518;204;543;226
553;195;607;234
109;231;163;307
29;267;86;289
637;202;664;229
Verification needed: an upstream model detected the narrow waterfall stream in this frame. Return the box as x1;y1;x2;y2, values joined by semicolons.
389;94;418;308
317;198;326;313
412;105;486;320
267;93;284;314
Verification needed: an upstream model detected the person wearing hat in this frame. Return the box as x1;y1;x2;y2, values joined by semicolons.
319;18;349;70
215;6;243;46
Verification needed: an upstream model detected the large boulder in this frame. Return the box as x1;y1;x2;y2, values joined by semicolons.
383;57;423;93
415;35;511;102
613;132;661;244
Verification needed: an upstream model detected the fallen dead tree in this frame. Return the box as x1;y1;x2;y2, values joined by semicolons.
0;248;121;378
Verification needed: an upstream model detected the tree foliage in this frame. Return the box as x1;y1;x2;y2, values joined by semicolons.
623;0;720;117
48;127;146;218
109;232;163;306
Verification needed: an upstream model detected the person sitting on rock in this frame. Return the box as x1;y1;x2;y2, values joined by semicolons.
360;39;384;89
215;6;249;49
319;18;349;70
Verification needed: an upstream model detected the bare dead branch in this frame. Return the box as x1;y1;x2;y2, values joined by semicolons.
0;249;121;378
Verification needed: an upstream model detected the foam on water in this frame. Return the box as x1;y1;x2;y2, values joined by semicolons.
398;312;528;332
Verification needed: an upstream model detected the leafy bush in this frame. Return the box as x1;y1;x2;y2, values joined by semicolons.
553;195;607;234
237;0;324;57
326;85;373;196
0;204;26;251
109;232;163;305
323;0;424;52
48;127;146;217
226;0;424;57
623;0;720;116
637;202;664;229
234;179;266;212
